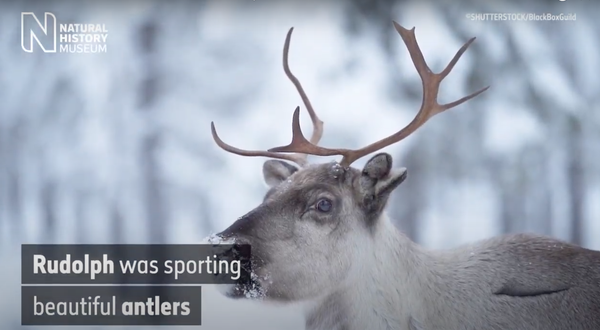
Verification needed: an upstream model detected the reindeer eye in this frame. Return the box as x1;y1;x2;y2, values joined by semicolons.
315;198;332;213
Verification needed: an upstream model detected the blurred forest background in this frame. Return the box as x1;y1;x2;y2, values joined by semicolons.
1;0;598;329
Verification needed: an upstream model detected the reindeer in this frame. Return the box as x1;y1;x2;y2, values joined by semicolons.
209;21;600;330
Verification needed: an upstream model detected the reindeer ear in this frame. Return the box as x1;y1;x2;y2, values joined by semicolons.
262;160;298;187
359;153;407;211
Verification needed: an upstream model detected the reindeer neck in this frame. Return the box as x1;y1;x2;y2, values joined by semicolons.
304;215;437;330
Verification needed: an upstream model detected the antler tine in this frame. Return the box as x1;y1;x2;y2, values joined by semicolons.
269;107;348;156
208;27;327;168
210;122;308;166
334;21;489;167
283;27;324;147
283;27;323;165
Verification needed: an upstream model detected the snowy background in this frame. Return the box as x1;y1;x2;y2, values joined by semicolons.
1;0;599;329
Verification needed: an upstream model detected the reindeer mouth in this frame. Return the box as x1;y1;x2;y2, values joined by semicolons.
207;233;268;300
224;277;265;299
215;242;266;300
221;260;266;300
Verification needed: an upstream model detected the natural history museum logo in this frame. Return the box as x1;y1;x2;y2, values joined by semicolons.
21;12;108;54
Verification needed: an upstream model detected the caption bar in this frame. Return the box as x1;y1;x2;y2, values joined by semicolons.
21;244;252;326
22;286;202;325
22;244;252;284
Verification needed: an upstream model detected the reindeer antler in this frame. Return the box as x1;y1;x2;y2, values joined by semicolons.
212;22;489;168
211;28;324;167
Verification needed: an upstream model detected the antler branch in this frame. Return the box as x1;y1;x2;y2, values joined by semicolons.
283;28;324;146
210;27;324;167
267;21;488;167
211;22;488;169
332;22;489;167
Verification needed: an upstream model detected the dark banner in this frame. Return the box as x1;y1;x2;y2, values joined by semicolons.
22;285;202;325
21;244;252;284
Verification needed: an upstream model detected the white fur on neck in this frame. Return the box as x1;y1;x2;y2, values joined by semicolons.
304;214;433;330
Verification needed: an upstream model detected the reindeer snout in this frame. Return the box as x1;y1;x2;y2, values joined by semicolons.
216;227;251;244
213;225;253;268
218;211;260;241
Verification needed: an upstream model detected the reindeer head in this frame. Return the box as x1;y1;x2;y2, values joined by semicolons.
210;22;488;302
